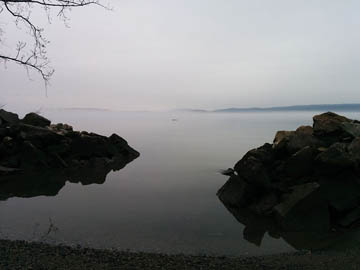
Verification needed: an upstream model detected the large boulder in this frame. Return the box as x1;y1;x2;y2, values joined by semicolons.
69;133;116;158
0;109;19;125
273;126;322;154
284;146;318;178
22;112;51;127
312;112;360;144
217;175;257;208
316;142;355;169
274;183;330;232
234;143;273;188
341;122;360;138
313;112;351;136
273;183;320;218
273;130;294;151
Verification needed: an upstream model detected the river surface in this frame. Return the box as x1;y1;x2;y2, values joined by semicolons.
1;110;360;256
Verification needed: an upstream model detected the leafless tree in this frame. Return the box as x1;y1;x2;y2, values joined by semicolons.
0;0;107;85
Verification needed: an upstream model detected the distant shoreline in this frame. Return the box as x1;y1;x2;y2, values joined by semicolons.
176;103;360;113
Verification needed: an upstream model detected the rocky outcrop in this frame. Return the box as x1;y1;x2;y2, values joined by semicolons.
218;112;360;237
0;110;139;176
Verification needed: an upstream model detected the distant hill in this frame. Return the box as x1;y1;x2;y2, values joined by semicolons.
175;104;360;113
60;107;111;112
214;104;360;112
172;108;209;113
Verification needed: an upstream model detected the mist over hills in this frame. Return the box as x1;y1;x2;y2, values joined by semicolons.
177;104;360;113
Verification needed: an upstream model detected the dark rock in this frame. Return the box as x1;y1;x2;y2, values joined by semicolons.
316;142;355;169
235;156;271;188
109;133;128;146
338;207;360;227
217;175;256;208
3;136;14;148
320;175;360;214
46;142;70;155
69;133;114;158
273;182;320;218
285;146;318;178
51;123;73;132
66;131;81;139
50;153;69;168
348;137;360;164
0;110;139;178
341;122;360;138
313;112;353;144
250;192;278;216
240;143;274;165
273;126;322;154
234;143;273;188
19;141;49;168
273;131;293;152
12;124;65;148
274;183;330;232
313;112;351;136
287;126;322;153
22;112;51;127
0;165;21;176
0;109;19;124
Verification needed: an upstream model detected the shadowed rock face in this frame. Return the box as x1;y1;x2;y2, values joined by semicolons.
0;155;136;201
218;112;360;251
0;110;140;175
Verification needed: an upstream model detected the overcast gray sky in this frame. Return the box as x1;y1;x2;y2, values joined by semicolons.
1;0;360;112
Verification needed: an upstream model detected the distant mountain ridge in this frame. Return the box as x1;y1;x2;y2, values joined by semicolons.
215;104;360;112
177;104;360;113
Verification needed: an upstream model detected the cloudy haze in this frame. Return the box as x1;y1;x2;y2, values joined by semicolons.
1;0;360;112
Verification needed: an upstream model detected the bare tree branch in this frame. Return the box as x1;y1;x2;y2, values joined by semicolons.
0;0;108;85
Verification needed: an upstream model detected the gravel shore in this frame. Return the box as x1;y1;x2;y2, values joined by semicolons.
1;240;360;270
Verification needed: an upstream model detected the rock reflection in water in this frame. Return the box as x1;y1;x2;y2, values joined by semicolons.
0;157;136;201
218;187;360;251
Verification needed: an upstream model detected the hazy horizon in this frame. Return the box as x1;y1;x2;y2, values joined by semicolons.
2;0;360;112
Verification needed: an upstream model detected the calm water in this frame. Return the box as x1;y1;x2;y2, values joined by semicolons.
2;110;360;256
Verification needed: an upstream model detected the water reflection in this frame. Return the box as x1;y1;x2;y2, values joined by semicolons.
0;157;137;201
219;188;360;251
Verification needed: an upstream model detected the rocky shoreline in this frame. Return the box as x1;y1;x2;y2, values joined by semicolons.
0;109;139;177
218;112;360;251
1;239;360;270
